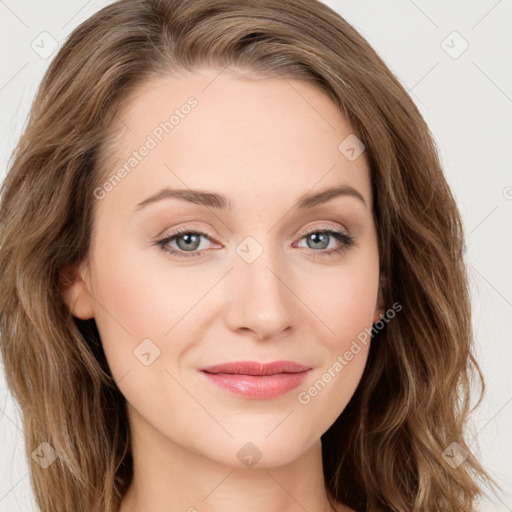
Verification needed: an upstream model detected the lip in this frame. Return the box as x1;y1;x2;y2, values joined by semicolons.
199;360;311;375
199;360;312;399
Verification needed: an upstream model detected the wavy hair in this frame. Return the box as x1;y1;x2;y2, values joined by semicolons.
0;0;499;510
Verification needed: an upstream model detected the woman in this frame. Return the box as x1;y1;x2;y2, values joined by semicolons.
0;0;499;511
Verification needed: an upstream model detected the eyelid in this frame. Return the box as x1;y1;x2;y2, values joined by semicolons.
155;223;217;242
156;221;350;244
300;222;350;236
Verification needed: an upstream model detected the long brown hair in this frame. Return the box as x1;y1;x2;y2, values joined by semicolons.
0;1;500;510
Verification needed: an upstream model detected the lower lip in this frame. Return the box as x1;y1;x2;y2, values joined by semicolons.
200;370;311;399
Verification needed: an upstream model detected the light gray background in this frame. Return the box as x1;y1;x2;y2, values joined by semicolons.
1;1;511;510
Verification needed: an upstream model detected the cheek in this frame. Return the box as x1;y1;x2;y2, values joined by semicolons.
87;234;181;377
295;266;377;428
87;231;221;386
302;255;380;349
330;271;378;346
295;251;378;406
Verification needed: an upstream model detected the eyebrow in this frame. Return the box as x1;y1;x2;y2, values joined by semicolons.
134;184;367;212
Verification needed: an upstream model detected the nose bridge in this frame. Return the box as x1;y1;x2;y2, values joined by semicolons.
225;234;294;339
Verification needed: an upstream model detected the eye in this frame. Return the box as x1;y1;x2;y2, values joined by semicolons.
156;227;215;259
156;225;355;260
294;226;354;258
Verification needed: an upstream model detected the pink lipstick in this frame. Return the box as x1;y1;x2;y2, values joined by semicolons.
199;360;312;399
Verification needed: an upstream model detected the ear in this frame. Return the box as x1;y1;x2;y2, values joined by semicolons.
372;273;386;324
60;261;94;319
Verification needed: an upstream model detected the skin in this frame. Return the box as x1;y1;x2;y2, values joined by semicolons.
63;67;383;512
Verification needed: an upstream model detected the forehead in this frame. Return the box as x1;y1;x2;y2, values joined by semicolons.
97;68;372;213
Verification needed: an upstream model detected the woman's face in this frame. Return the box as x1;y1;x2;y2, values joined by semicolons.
65;67;382;467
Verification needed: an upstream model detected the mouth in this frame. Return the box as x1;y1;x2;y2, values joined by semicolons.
199;360;312;399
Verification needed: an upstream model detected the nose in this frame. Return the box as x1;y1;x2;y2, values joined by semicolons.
224;243;295;341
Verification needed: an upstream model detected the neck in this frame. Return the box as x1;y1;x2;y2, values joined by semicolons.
118;404;346;512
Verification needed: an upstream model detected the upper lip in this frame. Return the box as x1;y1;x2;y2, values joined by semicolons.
199;360;311;376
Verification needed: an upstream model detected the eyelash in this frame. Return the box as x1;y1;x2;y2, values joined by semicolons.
155;225;355;260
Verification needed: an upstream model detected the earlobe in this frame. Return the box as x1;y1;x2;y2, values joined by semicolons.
60;262;95;319
373;308;383;325
373;273;387;324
